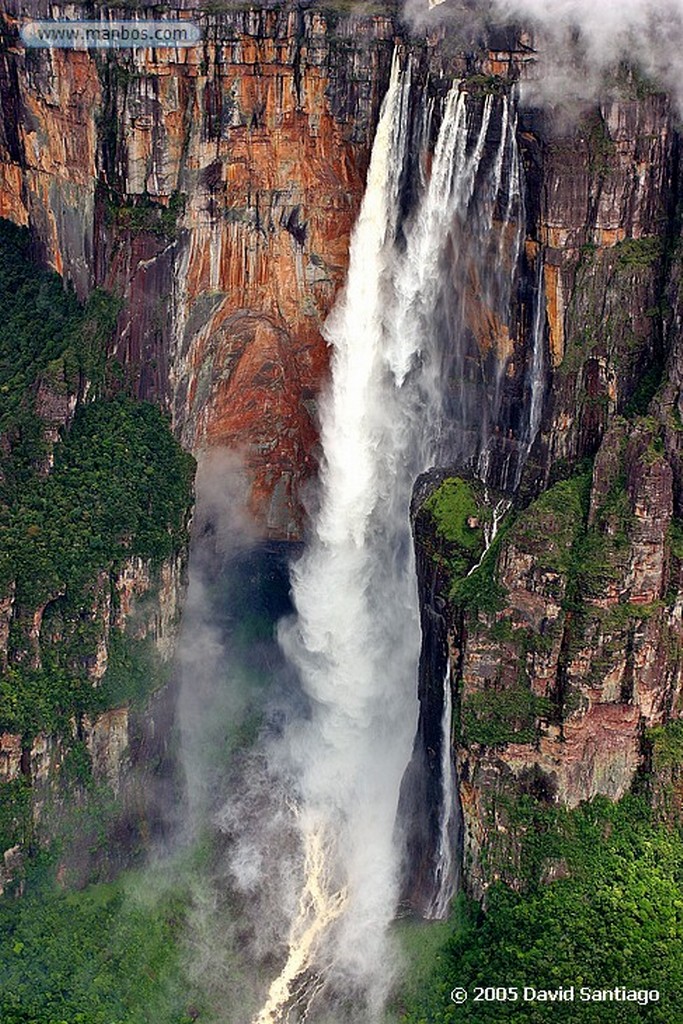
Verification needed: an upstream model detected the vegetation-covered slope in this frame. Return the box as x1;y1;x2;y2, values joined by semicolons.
0;217;194;871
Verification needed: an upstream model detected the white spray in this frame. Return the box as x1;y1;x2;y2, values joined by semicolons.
256;51;418;1023
250;60;529;1023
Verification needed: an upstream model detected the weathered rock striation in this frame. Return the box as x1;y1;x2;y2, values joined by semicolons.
1;1;403;537
3;0;683;905
406;67;683;904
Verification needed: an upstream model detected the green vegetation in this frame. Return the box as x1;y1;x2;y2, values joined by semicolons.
442;469;619;621
425;478;485;548
0;219;119;486
509;464;634;619
608;62;662;101
461;75;507;96
624;361;666;417
449;533;508;614
104;190;186;240
646;721;683;820
615;237;663;269
0;860;203;1024
0;780;31;856
421;477;506;612
449;461;647;745
0;216;194;745
1;396;193;608
0;217;194;747
559;225;664;396
392;916;454;1019
461;687;551;747
508;474;590;576
0;393;192;742
424;478;491;573
666;521;683;606
581;112;616;177
0;634;168;741
649;720;683;774
396;795;683;1022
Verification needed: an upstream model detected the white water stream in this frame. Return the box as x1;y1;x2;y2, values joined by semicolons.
245;59;536;1023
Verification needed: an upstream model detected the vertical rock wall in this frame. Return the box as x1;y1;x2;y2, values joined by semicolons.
1;2;398;537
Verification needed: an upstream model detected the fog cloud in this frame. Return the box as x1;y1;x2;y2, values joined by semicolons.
404;0;683;109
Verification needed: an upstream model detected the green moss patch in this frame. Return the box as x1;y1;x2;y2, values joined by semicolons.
462;687;552;747
424;478;490;553
507;473;590;575
615;237;664;269
421;477;506;611
104;190;185;240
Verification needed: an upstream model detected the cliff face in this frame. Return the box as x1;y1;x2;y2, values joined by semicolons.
450;416;680;896
522;90;678;486
408;85;683;899
0;3;539;537
0;554;184;894
3;1;683;906
0;212;194;891
1;2;399;538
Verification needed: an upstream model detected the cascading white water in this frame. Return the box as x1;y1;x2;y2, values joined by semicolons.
388;87;493;389
254;51;418;1024
527;256;547;448
425;662;457;920
249;64;534;1024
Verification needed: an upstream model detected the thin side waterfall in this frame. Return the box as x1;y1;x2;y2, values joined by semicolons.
396;85;534;919
509;251;547;489
242;63;533;1023
425;662;457;920
467;495;510;579
527;255;547;448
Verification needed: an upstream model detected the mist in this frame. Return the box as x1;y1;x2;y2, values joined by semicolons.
177;449;259;830
404;0;683;109
173;447;302;1023
174;22;544;1024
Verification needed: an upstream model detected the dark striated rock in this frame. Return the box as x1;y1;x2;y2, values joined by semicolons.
518;93;679;495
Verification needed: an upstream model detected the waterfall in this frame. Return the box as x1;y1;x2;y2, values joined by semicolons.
254;50;418;1024
527;255;547;449
246;64;533;1024
467;494;510;579
388;87;493;389
425;662;457;920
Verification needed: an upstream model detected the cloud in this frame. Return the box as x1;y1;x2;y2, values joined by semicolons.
403;0;683;109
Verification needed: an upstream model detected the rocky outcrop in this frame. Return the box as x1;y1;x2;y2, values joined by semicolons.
413;412;683;898
0;3;545;536
0;2;402;538
3;1;683;908
402;52;683;906
519;91;679;492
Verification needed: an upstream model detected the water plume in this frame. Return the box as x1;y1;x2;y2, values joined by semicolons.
237;52;536;1020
